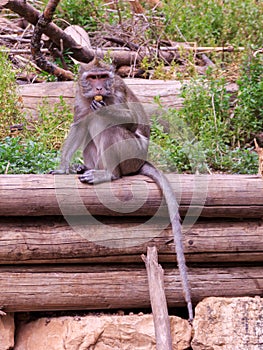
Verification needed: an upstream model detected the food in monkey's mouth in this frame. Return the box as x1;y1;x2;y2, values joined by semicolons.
94;95;103;102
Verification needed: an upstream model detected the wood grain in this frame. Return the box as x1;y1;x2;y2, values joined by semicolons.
0;265;261;312
0;216;262;264
0;174;263;218
19;80;238;115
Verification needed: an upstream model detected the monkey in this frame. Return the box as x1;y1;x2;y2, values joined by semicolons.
51;58;193;321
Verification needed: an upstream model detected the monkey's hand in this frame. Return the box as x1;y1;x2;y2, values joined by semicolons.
91;99;106;111
79;169;117;184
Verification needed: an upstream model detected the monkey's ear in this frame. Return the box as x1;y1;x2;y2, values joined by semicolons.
93;57;115;72
78;62;91;73
93;56;100;67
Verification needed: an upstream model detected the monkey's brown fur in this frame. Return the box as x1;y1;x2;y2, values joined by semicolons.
52;58;193;321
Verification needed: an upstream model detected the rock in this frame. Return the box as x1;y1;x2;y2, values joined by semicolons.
0;313;15;350
14;314;191;350
192;296;263;350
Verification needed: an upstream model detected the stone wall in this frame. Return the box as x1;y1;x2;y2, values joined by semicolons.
1;297;262;350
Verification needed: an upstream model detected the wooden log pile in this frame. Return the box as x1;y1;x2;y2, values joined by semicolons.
0;173;262;313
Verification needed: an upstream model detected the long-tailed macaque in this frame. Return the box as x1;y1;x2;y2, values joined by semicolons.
51;58;193;321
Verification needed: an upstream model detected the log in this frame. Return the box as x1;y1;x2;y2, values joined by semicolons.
0;216;262;264
0;265;262;312
19;80;184;116
0;174;263;218
18;80;238;116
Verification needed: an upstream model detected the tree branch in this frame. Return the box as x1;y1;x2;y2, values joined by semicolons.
0;0;178;70
30;0;74;80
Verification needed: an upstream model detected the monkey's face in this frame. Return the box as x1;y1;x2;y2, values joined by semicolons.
80;69;115;99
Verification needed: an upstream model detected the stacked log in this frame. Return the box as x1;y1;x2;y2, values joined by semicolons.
0;173;262;312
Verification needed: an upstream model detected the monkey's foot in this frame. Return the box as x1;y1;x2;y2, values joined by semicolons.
0;309;6;316
75;164;88;174
79;169;116;184
49;169;68;175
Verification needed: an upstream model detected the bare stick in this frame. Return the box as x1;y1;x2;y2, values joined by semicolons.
30;0;74;80
142;246;173;350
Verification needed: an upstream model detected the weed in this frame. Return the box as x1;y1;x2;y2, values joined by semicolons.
150;56;261;174
0;137;59;174
0;51;23;139
164;0;263;47
24;97;73;150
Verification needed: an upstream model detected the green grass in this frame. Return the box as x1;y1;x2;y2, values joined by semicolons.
0;50;23;139
164;0;263;47
150;54;262;174
0;137;59;174
0;50;73;174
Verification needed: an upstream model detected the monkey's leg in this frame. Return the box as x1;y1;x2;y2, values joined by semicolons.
79;143;120;183
79;132;119;184
79;126;146;184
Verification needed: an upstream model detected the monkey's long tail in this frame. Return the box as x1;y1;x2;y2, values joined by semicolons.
140;162;193;322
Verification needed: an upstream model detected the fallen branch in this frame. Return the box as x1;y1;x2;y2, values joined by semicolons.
142;247;173;350
0;0;94;64
30;0;74;80
160;45;245;53
0;48;49;54
0;34;31;42
0;0;179;72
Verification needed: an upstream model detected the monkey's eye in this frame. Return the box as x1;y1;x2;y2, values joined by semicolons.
100;74;109;79
88;75;97;80
87;74;110;80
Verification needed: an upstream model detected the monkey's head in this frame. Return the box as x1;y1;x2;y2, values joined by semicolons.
79;58;115;100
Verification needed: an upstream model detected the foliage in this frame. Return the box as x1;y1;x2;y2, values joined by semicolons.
0;51;23;139
233;55;263;143
54;0;263;48
56;0;108;30
164;0;263;47
0;137;59;174
150;57;261;174
0;81;72;174
24;97;73;151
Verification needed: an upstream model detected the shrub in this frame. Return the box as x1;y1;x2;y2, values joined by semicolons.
0;51;23;139
0;137;59;174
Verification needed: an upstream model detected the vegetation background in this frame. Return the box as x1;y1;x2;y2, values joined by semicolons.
0;0;263;174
